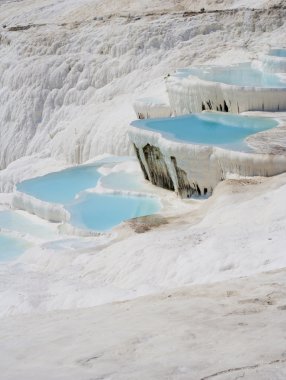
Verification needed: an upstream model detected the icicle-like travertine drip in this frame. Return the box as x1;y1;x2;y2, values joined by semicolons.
166;74;286;115
12;192;69;223
128;125;286;198
133;98;172;119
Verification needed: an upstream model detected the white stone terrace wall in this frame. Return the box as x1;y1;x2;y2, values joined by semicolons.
133;98;172;119
128;124;286;198
166;75;286;115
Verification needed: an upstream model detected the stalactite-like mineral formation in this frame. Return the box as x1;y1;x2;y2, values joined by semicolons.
166;63;286;115
129;115;286;198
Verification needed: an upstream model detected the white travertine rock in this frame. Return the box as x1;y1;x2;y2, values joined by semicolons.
166;68;286;115
263;55;286;73
133;98;172;119
12;191;70;223
129;119;286;197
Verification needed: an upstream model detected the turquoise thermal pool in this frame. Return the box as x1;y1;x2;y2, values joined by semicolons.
175;63;286;88
0;233;30;261
131;112;278;151
17;165;101;204
16;164;161;231
268;49;286;58
68;193;161;231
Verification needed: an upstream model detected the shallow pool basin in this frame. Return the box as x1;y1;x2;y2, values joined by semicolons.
68;193;161;231
0;233;30;261
129;112;286;198
16;163;161;232
17;165;101;204
268;49;286;58
167;63;286;114
176;63;286;88
131;112;278;151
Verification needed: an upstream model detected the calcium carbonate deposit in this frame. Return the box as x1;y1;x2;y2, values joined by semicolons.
130;112;286;197
1;1;286;379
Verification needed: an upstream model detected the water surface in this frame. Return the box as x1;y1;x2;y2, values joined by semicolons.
0;234;30;261
68;193;161;231
175;63;286;88
17;165;101;204
268;49;286;58
132;112;278;151
17;164;161;232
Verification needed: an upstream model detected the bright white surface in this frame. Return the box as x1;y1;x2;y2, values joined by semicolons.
0;1;286;378
129;114;286;195
1;269;286;380
0;0;285;169
1;173;286;316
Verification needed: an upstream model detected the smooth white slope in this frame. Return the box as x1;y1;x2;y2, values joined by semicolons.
1;269;286;380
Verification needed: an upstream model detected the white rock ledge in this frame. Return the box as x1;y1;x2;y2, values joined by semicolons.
12;191;70;223
128;122;286;198
133;97;172;119
166;70;286;115
263;55;286;73
262;49;286;73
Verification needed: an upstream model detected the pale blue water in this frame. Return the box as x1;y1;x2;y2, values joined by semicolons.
132;112;278;151
0;234;29;261
176;63;286;88
17;165;101;204
269;49;286;58
17;164;161;232
0;210;55;239
68;193;161;231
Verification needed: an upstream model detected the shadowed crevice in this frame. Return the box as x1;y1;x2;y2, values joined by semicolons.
143;144;174;191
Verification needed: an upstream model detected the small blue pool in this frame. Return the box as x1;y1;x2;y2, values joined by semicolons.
17;165;101;204
68;193;161;231
131;112;278;151
16;164;161;232
0;234;30;261
176;63;286;88
268;49;286;58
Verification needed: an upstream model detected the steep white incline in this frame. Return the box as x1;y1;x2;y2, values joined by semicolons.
0;0;285;170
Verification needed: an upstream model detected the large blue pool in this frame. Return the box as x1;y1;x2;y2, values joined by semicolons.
131;112;278;151
16;164;161;231
176;63;286;88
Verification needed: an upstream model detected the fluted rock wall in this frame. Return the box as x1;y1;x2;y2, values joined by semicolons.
166;74;286;115
129;124;286;197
